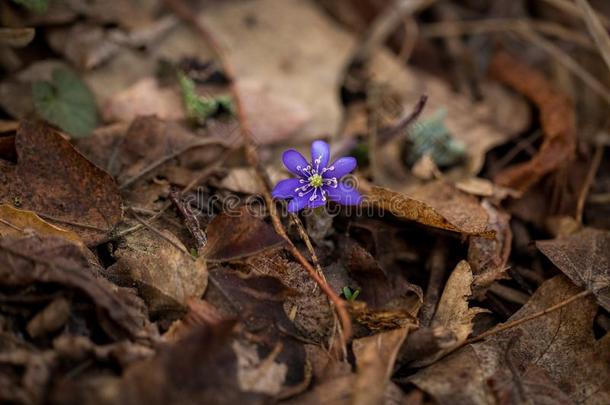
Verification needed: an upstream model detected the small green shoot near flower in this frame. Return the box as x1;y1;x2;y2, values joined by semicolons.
177;72;234;124
189;248;199;259
342;286;361;301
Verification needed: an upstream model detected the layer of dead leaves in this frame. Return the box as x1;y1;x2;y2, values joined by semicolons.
1;0;610;404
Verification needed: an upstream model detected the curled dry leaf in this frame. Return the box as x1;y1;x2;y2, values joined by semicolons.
490;51;577;193
0;121;122;245
207;267;309;397
107;228;208;316
367;181;493;237
0;203;84;246
0;234;156;343
410;276;610;405
410;261;487;367
203;206;286;262
537;227;610;311
352;328;411;405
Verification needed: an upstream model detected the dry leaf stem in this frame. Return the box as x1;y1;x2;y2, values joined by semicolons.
164;0;352;345
465;289;591;345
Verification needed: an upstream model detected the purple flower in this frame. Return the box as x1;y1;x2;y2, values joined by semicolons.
272;140;362;212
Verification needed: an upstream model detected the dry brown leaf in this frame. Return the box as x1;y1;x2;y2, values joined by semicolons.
0;204;84;246
102;77;185;123
0;234;156;343
46;23;120;71
199;0;353;141
0;121;122;245
411;261;487;366
216;166;284;195
203;206;286;262
248;252;334;343
352;328;411;405
367;181;493;236
206;267;309;397
369;50;529;181
537;227;610;311
0;28;35;48
111;321;270;405
490;51;577;193
468;201;513;295
410;276;610;405
107;228;207;315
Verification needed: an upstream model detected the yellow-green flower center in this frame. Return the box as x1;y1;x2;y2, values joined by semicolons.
309;174;323;188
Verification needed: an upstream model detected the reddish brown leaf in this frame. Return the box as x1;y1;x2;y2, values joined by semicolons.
490;51;577;193
203;206;286;262
0;121;122;245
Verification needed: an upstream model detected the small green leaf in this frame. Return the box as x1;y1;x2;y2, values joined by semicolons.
11;0;48;13
178;71;234;124
32;68;99;138
342;286;361;301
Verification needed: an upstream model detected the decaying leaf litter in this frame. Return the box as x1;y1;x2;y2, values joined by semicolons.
1;0;610;403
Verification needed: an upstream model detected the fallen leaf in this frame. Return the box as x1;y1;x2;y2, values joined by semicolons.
26;297;71;338
352;328;410;405
0;27;35;48
216;166;284;195
537;227;610;311
0;234;156;342
0;203;84;246
490;51;577;193
207;268;309;397
102;77;185;123
203;206;286;262
367;181;493;236
32;67;99;138
107;228;208;315
411;261;487;366
369;50;529;182
75;321;270;405
199;0;353;141
247;252;335;343
410;276;610;404
46;23;121;71
0;121;122;245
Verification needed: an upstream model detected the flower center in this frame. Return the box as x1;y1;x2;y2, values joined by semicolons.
309;174;323;188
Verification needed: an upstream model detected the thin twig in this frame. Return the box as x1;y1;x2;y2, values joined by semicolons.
541;0;610;29
466;289;591;345
119;138;228;190
352;0;438;63
106;152;228;243
129;209;192;257
575;0;610;75
36;213;109;232
421;19;595;50
575;144;604;223
518;29;610;105
289;214;324;277
164;0;352;345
